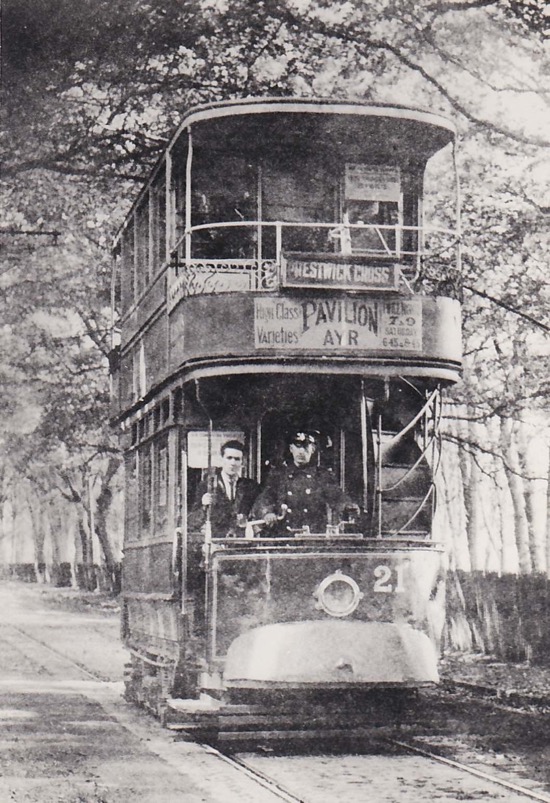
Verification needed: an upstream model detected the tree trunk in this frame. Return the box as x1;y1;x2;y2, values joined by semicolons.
500;416;532;574
546;447;550;579
25;485;45;583
77;506;94;591
93;456;121;593
517;415;547;573
457;410;484;571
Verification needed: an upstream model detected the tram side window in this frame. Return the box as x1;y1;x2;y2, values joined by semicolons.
124;451;139;540
121;224;135;312
154;434;169;533
191;154;257;259
150;168;167;274
401;169;421;257
135;197;150;294
139;443;153;535
173;148;187;251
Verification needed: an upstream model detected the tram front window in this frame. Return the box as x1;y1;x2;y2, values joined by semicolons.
187;436;260;538
261;162;336;258
344;200;398;255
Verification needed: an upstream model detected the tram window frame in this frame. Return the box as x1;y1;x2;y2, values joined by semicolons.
190;152;258;259
150;166;167;274
401;168;422;257
261;159;337;256
135;196;150;294
154;432;170;532
171;141;187;253
132;342;147;403
342;163;402;257
138;441;153;535
124;450;139;541
126;403;176;542
120;223;135;312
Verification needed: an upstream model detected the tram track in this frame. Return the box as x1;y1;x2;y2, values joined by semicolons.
0;621;106;682
389;738;550;803
197;738;550;803
199;742;307;803
4;619;550;802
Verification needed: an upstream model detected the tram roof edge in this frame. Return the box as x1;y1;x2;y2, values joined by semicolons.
167;96;457;152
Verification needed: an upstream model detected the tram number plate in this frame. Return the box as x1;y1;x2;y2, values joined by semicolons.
373;564;406;594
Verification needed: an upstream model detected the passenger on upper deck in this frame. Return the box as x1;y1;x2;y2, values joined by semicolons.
252;429;359;535
188;440;260;537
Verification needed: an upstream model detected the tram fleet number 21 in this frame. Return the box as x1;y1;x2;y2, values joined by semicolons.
373;564;406;593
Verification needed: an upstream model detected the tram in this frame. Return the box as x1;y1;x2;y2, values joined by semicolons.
110;98;462;732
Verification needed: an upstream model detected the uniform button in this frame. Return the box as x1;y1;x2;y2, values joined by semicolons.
307;474;311;478
287;491;293;496
304;508;308;512
305;489;311;495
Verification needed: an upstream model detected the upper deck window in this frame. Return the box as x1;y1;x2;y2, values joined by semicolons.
135;196;150;294
191;153;257;259
342;164;401;255
120;223;135;312
150;166;166;274
262;159;336;255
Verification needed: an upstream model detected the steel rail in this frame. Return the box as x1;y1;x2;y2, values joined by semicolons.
198;742;306;803
389;738;550;803
6;623;104;682
442;679;550;715
5;624;304;800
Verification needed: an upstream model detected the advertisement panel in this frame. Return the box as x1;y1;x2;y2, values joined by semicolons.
254;296;422;351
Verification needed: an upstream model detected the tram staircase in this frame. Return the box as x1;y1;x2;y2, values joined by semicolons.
377;437;433;538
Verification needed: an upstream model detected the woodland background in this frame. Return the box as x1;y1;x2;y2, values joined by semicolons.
1;0;549;661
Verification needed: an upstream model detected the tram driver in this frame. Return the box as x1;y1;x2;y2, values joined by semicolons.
188;440;260;537
252;429;360;535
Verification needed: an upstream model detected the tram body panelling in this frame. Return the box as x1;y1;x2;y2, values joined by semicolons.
167;292;461;370
110;98;462;723
209;544;445;687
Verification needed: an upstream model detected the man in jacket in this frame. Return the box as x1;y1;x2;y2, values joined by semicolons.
252;430;359;535
188;440;259;537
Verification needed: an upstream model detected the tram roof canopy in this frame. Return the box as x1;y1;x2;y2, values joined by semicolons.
169;97;455;161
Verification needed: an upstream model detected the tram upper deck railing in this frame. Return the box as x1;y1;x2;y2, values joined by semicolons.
166;219;459;308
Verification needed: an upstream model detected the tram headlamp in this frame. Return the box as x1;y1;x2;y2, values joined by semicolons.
313;571;363;618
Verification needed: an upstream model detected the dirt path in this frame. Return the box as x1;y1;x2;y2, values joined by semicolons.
0;581;284;803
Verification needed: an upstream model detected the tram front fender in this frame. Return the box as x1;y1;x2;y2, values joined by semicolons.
223;620;439;688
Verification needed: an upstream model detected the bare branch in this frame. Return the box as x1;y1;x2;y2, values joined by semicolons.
442;431;547;481
309;15;550;147
463;284;550;333
426;0;499;11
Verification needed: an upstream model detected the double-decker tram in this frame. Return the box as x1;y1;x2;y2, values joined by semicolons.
110;98;462;734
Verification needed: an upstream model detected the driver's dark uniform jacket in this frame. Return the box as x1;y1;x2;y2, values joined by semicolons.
252;462;353;534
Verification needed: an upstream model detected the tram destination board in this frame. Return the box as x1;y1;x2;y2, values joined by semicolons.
281;253;400;291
